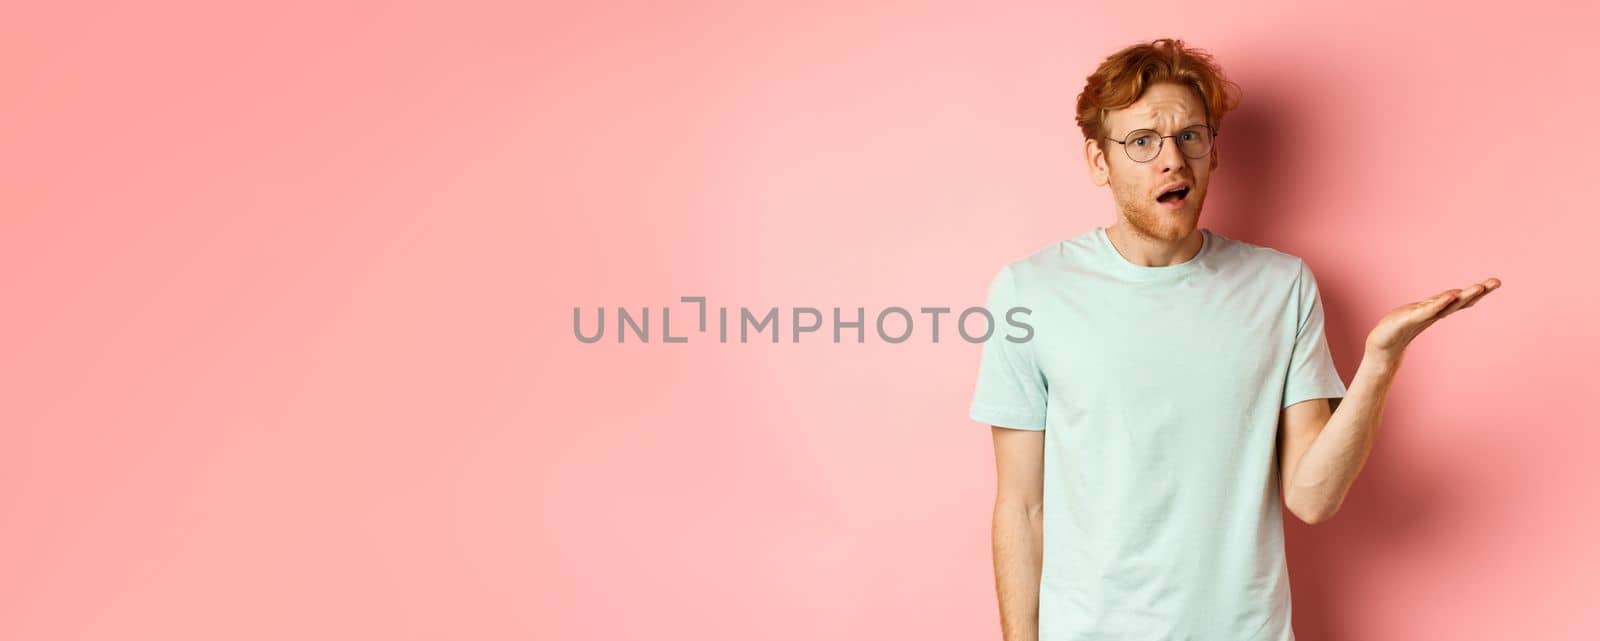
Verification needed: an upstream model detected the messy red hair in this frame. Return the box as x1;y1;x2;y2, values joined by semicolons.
1075;38;1242;142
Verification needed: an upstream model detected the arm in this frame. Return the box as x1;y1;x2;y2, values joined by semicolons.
991;426;1045;641
1278;349;1399;524
1278;276;1501;524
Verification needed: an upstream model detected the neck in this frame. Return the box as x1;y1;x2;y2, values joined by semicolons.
1105;222;1203;267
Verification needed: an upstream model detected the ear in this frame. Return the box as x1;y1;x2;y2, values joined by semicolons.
1085;137;1109;186
1209;138;1220;172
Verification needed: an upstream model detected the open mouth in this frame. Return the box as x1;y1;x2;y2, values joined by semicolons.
1156;185;1191;208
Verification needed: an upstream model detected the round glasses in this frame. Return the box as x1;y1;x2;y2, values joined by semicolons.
1106;124;1217;163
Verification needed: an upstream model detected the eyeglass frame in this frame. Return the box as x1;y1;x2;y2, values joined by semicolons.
1103;123;1219;163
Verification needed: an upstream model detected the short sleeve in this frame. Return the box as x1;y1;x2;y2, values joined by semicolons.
1282;259;1348;409
969;264;1048;429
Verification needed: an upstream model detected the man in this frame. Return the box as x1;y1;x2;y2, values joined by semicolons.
969;38;1499;641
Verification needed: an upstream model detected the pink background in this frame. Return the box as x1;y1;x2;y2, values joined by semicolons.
4;2;1597;640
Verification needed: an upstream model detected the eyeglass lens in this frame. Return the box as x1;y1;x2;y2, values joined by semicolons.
1124;126;1213;162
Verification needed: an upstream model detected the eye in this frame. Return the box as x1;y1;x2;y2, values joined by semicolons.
1130;134;1154;146
1180;131;1197;141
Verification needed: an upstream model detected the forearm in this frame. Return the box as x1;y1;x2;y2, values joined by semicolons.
1286;349;1402;522
992;500;1042;641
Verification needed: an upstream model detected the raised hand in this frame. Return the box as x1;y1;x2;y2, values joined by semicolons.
1365;277;1501;360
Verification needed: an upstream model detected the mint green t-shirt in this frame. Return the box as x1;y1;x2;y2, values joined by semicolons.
970;226;1347;641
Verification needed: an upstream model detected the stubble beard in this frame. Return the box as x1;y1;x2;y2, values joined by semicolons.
1112;180;1203;244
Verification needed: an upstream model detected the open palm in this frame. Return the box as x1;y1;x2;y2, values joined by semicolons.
1366;277;1502;357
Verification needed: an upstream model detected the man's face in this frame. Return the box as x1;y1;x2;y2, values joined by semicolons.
1084;82;1220;242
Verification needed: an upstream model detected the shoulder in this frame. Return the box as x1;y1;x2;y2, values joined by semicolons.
1207;230;1315;285
994;228;1100;285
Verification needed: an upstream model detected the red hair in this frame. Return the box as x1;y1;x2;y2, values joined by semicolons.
1074;38;1242;141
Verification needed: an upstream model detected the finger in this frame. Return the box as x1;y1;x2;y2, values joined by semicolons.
1447;280;1502;317
1438;296;1470;318
1445;283;1490;316
1469;277;1500;296
1460;281;1497;310
1414;289;1454;308
1421;289;1461;317
1432;277;1498;318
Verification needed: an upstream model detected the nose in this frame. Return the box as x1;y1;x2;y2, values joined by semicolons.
1155;135;1187;173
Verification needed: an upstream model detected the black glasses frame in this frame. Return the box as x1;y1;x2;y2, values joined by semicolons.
1105;124;1219;163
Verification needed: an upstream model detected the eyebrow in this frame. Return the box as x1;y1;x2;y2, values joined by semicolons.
1128;122;1208;132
